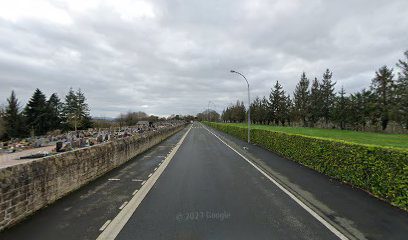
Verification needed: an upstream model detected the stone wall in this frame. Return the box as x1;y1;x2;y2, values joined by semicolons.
0;124;185;231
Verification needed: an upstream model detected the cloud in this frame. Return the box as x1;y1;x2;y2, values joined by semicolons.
0;0;407;117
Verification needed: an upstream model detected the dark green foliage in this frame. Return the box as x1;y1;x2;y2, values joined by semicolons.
395;51;408;129
4;91;26;138
24;88;48;135
46;93;63;131
293;72;310;126
333;87;348;130
63;88;92;130
320;69;336;124
309;77;321;126
269;81;287;125
221;100;246;123
206;122;408;210
371;66;395;131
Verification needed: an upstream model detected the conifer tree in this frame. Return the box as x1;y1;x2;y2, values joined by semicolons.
395;51;408;129
320;69;336;124
309;78;321;126
293;72;310;126
24;88;48;135
371;66;394;130
47;93;63;131
4;91;25;138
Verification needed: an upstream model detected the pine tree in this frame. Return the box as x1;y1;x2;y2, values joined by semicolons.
395;51;408;129
371;65;394;130
63;88;92;131
320;69;336;124
0;105;6;140
269;81;286;125
293;72;310;126
309;78;321;126
47;93;63;131
334;87;348;130
24;88;48;136
75;89;92;129
4;91;25;138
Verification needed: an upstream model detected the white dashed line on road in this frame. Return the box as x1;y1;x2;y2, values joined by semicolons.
141;180;146;185
132;189;138;196
119;202;128;210
154;167;158;171
148;173;152;178
108;178;120;181
131;179;143;182
99;220;111;231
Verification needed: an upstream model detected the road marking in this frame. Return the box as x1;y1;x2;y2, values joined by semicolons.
201;123;348;240
132;189;138;195
119;201;128;210
154;167;158;171
99;220;111;231
108;178;120;181
97;126;191;240
141;180;146;185
148;173;153;177
131;179;143;182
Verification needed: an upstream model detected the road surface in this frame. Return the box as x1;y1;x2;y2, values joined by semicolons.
1;122;407;239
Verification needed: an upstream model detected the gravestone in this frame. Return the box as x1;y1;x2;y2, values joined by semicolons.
56;141;63;152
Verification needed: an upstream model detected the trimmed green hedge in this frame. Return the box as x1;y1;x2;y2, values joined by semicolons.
205;122;408;210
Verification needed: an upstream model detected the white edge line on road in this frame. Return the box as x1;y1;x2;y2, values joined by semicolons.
201;123;348;240
132;189;138;196
119;201;128;210
148;173;153;178
99;220;111;231
96;125;192;240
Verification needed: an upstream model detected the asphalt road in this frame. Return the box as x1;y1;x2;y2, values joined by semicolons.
114;123;339;240
1;122;407;240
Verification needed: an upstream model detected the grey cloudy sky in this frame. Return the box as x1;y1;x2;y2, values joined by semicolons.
0;0;407;117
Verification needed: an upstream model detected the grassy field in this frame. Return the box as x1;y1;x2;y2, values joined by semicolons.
222;123;408;149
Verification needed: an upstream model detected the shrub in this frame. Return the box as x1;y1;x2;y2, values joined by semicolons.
205;122;408;210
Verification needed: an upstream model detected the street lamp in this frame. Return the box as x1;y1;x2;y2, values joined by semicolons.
230;70;250;143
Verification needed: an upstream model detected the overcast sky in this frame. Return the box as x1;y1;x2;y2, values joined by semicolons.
0;0;407;117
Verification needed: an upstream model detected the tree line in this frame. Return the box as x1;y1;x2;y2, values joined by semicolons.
0;88;92;140
222;51;408;132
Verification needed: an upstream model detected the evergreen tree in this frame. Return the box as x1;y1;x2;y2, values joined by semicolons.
334;87;348;130
4;91;25;138
293;72;310;126
320;69;336;124
269;81;286;125
395;51;408;129
63;88;92;131
371;65;394;130
76;89;92;129
284;94;293;126
0;105;6;140
24;88;48;136
47;93;63;131
260;97;270;124
309;78;321;126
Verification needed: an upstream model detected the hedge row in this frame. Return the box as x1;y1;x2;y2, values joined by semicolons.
205;122;408;210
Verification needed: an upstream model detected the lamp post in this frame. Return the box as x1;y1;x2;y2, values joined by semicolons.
230;70;250;143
